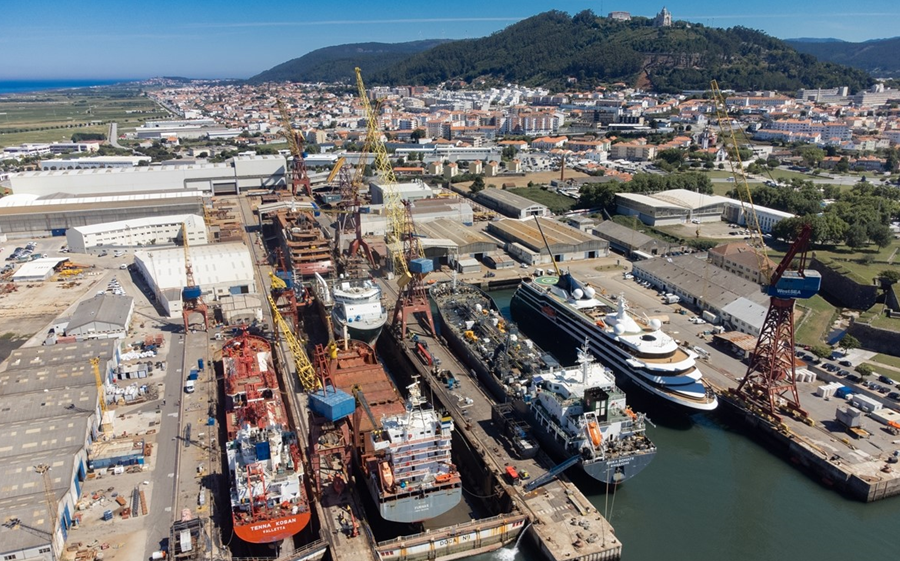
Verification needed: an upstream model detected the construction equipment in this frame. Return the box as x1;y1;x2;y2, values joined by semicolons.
736;223;821;420
90;357;110;433
533;216;562;277
180;221;209;332
277;99;312;197
34;464;58;560
523;454;581;492
267;290;319;391
269;248;300;333
326;157;346;185
356;67;433;334
710;80;771;281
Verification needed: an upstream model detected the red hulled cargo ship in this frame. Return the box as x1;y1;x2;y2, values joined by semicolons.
223;328;311;543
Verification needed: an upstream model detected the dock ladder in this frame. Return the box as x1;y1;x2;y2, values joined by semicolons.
523;454;581;492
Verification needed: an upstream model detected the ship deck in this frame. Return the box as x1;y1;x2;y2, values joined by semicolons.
327;341;405;435
402;297;622;561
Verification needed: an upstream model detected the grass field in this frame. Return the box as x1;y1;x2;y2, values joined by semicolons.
862;362;900;383
0;88;169;148
507;187;576;213
871;354;900;369
795;294;838;347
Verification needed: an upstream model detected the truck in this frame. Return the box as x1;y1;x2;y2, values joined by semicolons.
663;294;680;304
184;380;196;394
187;369;199;382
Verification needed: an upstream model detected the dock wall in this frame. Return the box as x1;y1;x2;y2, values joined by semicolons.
718;395;900;502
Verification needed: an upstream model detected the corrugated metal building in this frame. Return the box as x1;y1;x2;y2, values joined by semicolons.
65;294;135;340
474;188;550;219
487;217;608;265
133;242;257;318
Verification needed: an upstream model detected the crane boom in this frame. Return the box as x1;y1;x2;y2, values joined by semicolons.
90;357;109;430
710;80;771;283
266;291;319;391
327;157;346;184
355;67;414;286
533;216;561;277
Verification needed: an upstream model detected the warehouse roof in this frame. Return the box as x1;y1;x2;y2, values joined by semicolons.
488;217;603;253
0;363;96;396
72;213;204;235
135;241;254;290
592;220;660;250
0;387;96;425
722;297;769;331
616;192;685;209
2;339;117;373
0;190;204;216
634;254;768;311
10;257;67;281
652;189;732;210
0;416;90;461
475;188;548;212
415;218;498;253
67;294;134;332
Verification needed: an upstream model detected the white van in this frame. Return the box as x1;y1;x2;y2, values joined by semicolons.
184;380;195;393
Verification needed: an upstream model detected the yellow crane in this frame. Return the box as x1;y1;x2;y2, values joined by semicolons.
90;357;110;433
266;291;319;391
355;67;416;288
34;464;58;560
710;79;771;281
326;157;346;185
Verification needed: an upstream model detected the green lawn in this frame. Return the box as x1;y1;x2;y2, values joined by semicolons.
0;89;169;147
508;187;576;214
862;362;900;383
794;294;838;347
871;354;900;369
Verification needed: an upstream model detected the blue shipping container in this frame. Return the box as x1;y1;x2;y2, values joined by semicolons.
255;441;271;461
198;358;204;370
409;257;434;274
309;388;355;422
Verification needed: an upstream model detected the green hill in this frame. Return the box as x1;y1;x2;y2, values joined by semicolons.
248;40;449;83
786;37;900;78
374;11;873;92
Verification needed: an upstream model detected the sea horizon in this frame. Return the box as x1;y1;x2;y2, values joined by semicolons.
0;79;141;95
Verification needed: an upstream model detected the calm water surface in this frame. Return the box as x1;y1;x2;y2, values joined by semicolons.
470;288;896;561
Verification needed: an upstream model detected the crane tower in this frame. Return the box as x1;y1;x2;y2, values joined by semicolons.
181;221;209;332
277;100;312;197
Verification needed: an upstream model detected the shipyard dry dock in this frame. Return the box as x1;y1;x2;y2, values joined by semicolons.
379;321;621;561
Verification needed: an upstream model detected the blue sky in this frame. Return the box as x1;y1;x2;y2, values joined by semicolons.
3;0;899;79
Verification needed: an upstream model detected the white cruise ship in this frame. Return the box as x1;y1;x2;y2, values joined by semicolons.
511;272;718;412
330;278;387;344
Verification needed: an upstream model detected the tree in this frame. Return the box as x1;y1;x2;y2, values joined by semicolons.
839;335;860;353
410;128;426;141
855;363;874;380
811;344;833;359
869;224;893;248
844;223;869;249
879;269;900;285
469;176;485;193
797;146;825;168
577;183;619;211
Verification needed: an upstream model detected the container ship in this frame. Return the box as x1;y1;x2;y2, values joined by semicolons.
274;208;333;277
311;339;462;523
432;282;655;484
222;328;311;544
511;272;718;412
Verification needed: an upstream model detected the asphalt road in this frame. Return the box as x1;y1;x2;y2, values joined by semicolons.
143;333;187;556
108;122;124;149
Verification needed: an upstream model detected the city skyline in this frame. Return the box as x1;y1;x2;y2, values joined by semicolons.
3;0;899;80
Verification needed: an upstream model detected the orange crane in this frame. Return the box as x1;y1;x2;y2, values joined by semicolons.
181;221;209;332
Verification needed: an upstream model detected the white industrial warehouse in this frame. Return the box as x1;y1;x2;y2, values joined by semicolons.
65;214;207;253
133;242;257;317
7;154;286;197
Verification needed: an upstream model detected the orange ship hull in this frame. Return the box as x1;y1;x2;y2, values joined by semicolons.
233;511;311;544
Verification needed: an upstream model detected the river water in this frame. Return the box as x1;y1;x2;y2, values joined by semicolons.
471;288;896;561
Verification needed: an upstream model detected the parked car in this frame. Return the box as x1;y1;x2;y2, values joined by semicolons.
888;392;900;401
878;375;895;386
839;360;853;367
838;369;850;377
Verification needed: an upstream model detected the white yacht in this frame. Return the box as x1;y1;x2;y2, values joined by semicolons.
331;278;387;344
511;272;718;412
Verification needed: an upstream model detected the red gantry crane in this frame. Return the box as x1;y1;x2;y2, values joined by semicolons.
736;223;821;420
277;99;312;197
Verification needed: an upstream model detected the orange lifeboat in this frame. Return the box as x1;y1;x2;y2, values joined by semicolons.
435;473;452;483
380;460;395;490
587;421;603;448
